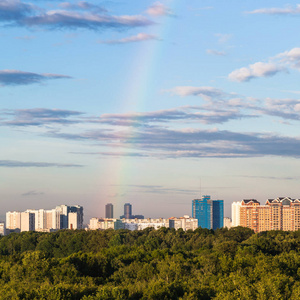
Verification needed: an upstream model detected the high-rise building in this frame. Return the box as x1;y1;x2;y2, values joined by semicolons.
231;201;242;227
211;200;224;230
68;205;83;229
21;212;35;232
192;196;224;230
6;211;21;230
55;205;69;229
56;205;83;229
105;203;113;218
238;197;300;233
192;195;211;229
124;203;132;219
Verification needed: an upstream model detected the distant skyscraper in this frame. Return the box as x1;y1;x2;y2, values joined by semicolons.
192;196;224;230
124;203;132;219
231;201;242;227
211;200;224;230
192;195;211;229
105;203;113;218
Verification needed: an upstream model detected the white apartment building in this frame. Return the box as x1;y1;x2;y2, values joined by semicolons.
224;217;232;228
21;212;35;232
0;222;5;236
5;205;84;234
231;201;242;227
6;211;21;230
168;216;198;231
69;212;80;229
89;218;123;230
89;216;198;231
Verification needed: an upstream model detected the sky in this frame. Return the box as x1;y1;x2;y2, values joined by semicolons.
2;0;300;222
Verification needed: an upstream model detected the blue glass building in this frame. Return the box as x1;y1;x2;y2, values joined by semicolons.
211;200;224;230
192;196;224;229
192;195;211;229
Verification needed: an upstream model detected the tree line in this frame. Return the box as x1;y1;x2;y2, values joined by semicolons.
1;227;300;299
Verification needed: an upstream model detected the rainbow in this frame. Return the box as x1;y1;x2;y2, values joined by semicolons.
102;0;180;216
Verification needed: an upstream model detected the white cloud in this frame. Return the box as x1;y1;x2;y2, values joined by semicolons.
147;2;172;16
247;4;300;15
277;47;300;69
228;62;283;82
166;86;226;100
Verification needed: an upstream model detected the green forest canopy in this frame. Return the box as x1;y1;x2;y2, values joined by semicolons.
1;227;300;299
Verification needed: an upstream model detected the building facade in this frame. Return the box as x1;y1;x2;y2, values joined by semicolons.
6;211;21;230
0;222;5;236
124;203;132;219
5;205;83;233
192;195;211;229
223;217;232;228
20;212;35;232
238;197;300;233
105;203;113;218
169;216;198;231
211;200;224;230
192;196;224;229
231;201;242;227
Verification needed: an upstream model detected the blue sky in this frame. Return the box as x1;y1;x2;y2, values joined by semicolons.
2;0;300;222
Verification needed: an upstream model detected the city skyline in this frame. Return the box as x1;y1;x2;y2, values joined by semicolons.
2;1;300;222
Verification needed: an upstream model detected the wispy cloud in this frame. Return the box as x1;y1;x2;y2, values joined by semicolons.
14;35;35;40
58;1;107;13
0;160;83;168
22;11;153;30
0;70;71;86
146;2;172;16
98;33;159;44
165;86;227;100
22;190;44;196
206;49;226;56
1;108;83;126
0;0;153;31
110;184;199;195
97;105;254;125
48;125;300;159
247;4;300;15
239;175;299;181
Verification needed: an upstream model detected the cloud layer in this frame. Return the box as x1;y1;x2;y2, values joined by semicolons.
0;70;71;86
0;0;153;31
0;160;83;168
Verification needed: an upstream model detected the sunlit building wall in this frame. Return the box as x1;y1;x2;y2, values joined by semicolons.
231;201;242;227
6;211;21;230
239;197;300;233
21;212;35;232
